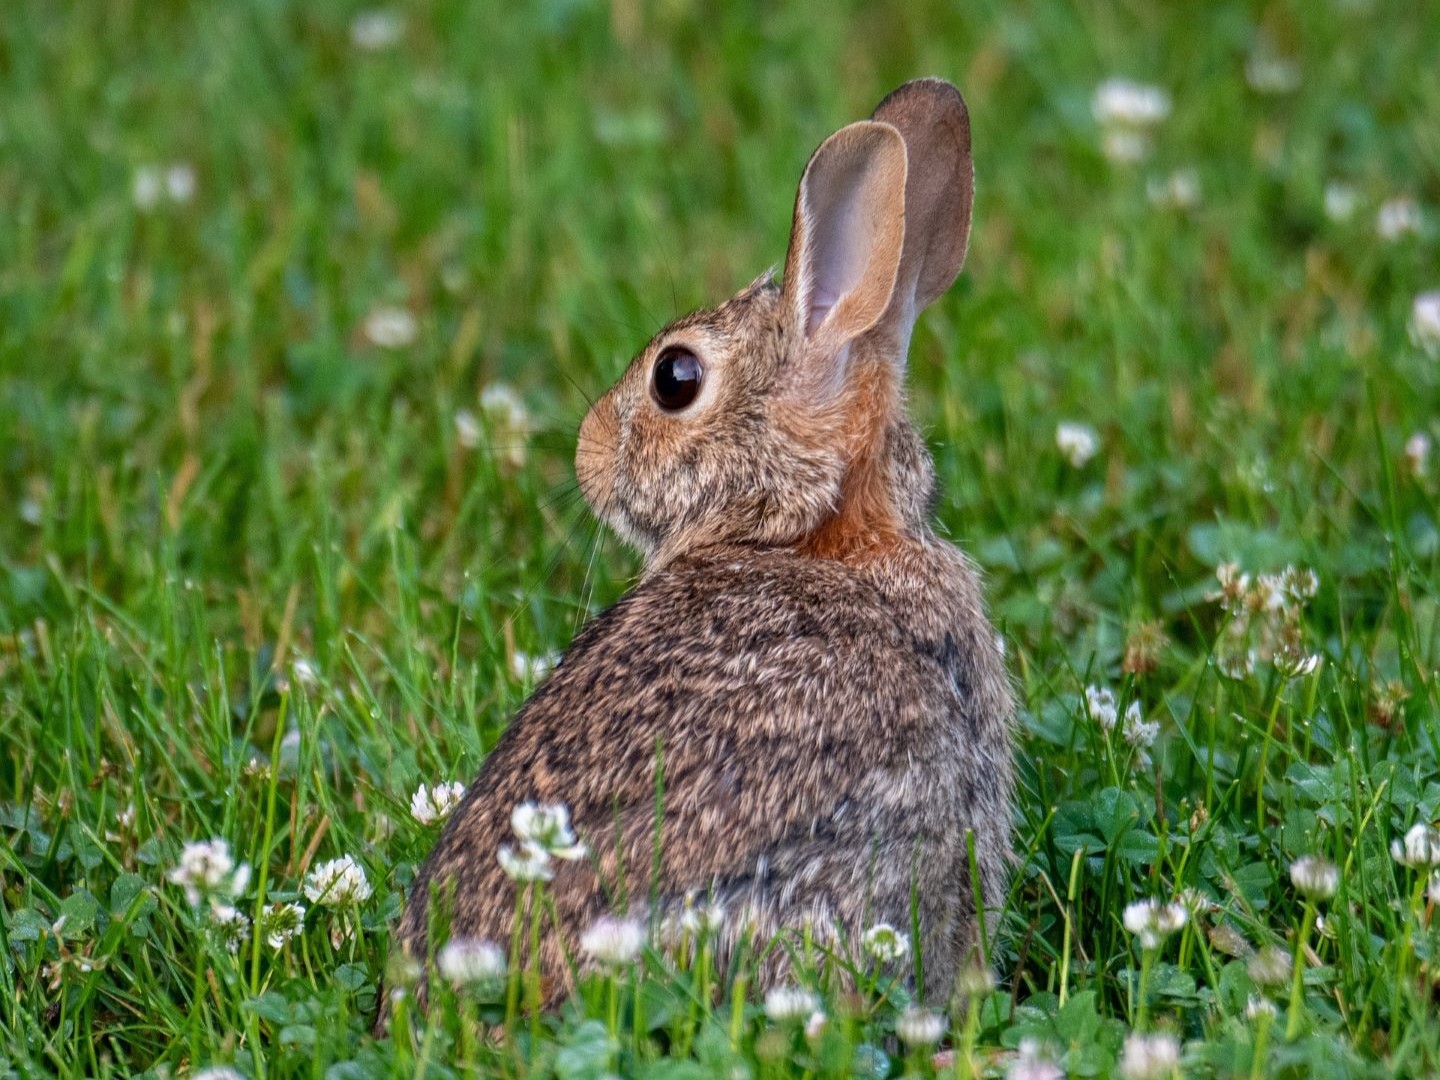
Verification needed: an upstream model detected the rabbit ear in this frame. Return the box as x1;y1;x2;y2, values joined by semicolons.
867;78;974;350
781;120;908;376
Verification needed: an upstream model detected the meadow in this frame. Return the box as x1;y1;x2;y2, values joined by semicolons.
3;0;1440;1076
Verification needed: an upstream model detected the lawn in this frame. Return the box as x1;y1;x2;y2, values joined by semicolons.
3;0;1440;1076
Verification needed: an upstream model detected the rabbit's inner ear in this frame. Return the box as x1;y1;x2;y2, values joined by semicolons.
782;121;907;362
804;178;871;333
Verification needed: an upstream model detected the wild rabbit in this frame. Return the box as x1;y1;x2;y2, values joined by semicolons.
388;77;1014;1010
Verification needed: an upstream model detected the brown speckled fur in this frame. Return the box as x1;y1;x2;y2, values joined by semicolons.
387;78;1014;1015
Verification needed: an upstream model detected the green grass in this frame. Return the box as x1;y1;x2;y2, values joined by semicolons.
3;0;1440;1076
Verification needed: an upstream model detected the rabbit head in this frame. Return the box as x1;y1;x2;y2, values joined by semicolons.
576;79;974;566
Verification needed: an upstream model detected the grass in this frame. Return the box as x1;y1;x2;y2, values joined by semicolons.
2;0;1439;1076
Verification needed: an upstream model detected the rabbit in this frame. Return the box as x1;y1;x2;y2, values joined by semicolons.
386;77;1014;1015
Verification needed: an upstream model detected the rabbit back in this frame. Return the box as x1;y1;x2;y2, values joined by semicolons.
395;538;1011;999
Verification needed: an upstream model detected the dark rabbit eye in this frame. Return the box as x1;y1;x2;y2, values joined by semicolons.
651;346;704;411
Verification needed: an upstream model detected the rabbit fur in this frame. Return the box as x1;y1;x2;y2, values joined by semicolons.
388;77;1014;1011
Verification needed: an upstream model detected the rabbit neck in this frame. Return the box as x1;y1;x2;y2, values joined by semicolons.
799;399;936;564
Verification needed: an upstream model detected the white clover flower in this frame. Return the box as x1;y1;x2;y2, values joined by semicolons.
132;163;197;210
454;409;481;449
480;383;530;430
1244;52;1301;94
165;163;197;204
1279;565;1319;602
1410;291;1440;357
1093;78;1172;128
436;937;506;985
895;1006;947;1047
1056;422;1100;467
1177;887;1217;916
209;904;251;954
133;165;169;210
290;657;318;687
1289;855;1339;899
497;841;553;882
1274;649;1322;680
679;899;726;936
362;306;418;349
763;985;820;1023
1215;561;1251;600
1251;573;1288;614
659;898;725;951
479;383;531;467
1085;686;1119;731
579;916;646;967
1122;701;1159;749
242;758;270;780
510;803;587;860
1119;1031;1180;1080
1123;899;1189;949
1406;433;1432;478
862;922;910;963
804;1010;828;1041
1007;1039;1064;1080
168;840;251;907
328;920;357;949
1247;945;1292;987
410;781;465;826
1377;197;1423;241
350;9;404;50
510;650;557;684
1391;823;1440;868
303;855;373;907
1323;182;1359;223
1146;168;1201;211
260;901;306;950
1216;648;1256;681
1245;996;1278;1022
958;965;998;997
1101;129;1148;164
190;1067;248;1080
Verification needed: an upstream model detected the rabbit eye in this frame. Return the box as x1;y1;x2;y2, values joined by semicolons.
651;346;704;411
